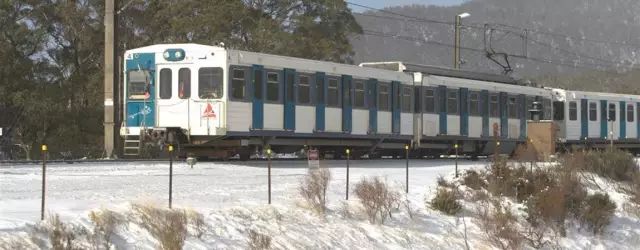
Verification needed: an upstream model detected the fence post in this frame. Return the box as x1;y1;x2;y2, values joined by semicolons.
168;145;173;209
41;144;47;220
267;148;272;204
405;144;409;193
346;148;350;200
455;143;459;178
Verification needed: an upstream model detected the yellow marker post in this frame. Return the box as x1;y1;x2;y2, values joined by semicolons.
454;143;459;178
405;144;410;193
41;144;47;220
267;148;272;204
168;144;174;209
346;148;350;200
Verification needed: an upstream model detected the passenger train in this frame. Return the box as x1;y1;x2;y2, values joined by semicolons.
120;43;640;159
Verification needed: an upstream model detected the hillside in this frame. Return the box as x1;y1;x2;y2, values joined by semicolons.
351;0;640;93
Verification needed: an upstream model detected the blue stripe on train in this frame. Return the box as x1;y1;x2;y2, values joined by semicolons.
500;92;508;138
438;85;447;135
342;75;352;133
283;68;296;130
460;88;469;136
368;79;378;134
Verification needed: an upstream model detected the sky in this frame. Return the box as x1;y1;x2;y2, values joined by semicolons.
348;0;468;12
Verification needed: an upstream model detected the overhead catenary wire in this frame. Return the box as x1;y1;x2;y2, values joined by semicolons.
348;1;638;71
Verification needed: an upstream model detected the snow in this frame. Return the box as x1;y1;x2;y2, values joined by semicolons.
1;159;639;249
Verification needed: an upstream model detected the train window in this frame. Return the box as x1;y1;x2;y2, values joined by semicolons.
316;75;324;104
628;104;634;122
127;71;148;98
266;72;280;102
589;102;597;121
378;83;390;111
608;103;616;121
198;67;223;99
230;68;245;100
469;92;480;116
178;68;191;99
490;94;499;117
253;69;263;100
447;89;458;114
424;88;435;113
568;101;577;121
327;77;339;107
543;99;552;120
159;68;172;99
354;80;365;108
508;97;518;118
298;75;311;104
402;86;412;112
286;71;295;102
553;101;564;120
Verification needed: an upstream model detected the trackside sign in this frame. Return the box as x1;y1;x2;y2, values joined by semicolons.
308;149;320;168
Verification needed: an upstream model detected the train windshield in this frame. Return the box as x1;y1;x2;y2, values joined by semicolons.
128;70;150;99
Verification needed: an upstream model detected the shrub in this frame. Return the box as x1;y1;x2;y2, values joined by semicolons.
299;168;331;214
525;187;568;236
354;177;400;224
185;209;206;239
462;170;486;190
580;193;616;235
132;203;188;250
476;201;523;250
89;209;126;250
430;188;462;215
583;149;637;181
37;214;83;250
437;176;454;188
247;230;272;250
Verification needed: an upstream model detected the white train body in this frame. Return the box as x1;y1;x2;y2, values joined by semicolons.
120;43;640;158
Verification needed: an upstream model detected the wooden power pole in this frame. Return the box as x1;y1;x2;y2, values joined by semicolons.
104;0;115;159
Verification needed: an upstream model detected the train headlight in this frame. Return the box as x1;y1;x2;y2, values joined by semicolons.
163;49;186;61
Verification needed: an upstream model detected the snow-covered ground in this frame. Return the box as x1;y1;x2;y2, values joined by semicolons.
1;159;639;249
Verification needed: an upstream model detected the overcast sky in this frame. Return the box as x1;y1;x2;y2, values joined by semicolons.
348;0;467;12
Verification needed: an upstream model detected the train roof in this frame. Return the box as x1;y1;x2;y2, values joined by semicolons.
359;61;522;85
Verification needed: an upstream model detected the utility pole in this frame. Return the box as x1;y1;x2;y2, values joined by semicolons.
104;0;116;159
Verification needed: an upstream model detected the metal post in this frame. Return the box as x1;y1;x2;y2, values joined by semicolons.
41;145;47;220
405;144;409;193
104;0;115;158
346;148;350;200
168;145;173;209
454;143;459;178
267;149;272;204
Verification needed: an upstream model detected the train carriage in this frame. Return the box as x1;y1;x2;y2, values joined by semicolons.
121;44;415;159
551;88;640;149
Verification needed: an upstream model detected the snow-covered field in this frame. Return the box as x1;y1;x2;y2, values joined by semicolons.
1;159;639;249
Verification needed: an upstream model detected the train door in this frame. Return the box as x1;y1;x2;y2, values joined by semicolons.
125;53;155;128
156;65;191;129
251;65;265;130
189;67;224;136
283;68;296;131
367;79;378;133
626;103;636;139
342;75;352;133
391;81;401;134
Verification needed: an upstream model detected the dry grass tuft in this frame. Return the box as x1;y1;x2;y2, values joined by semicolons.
131;203;188;250
354;177;400;224
299;168;331;214
88;209;126;250
247;229;272;250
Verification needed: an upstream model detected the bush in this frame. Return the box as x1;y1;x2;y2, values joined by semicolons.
437;176;455;188
247;230;272;250
299;168;331;214
89;209;126;250
462;170;486;190
354;177;400;224
580;193;616;235
525;187;568;236
583;149;637;181
476;201;523;250
132;203;188;250
430;188;461;215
